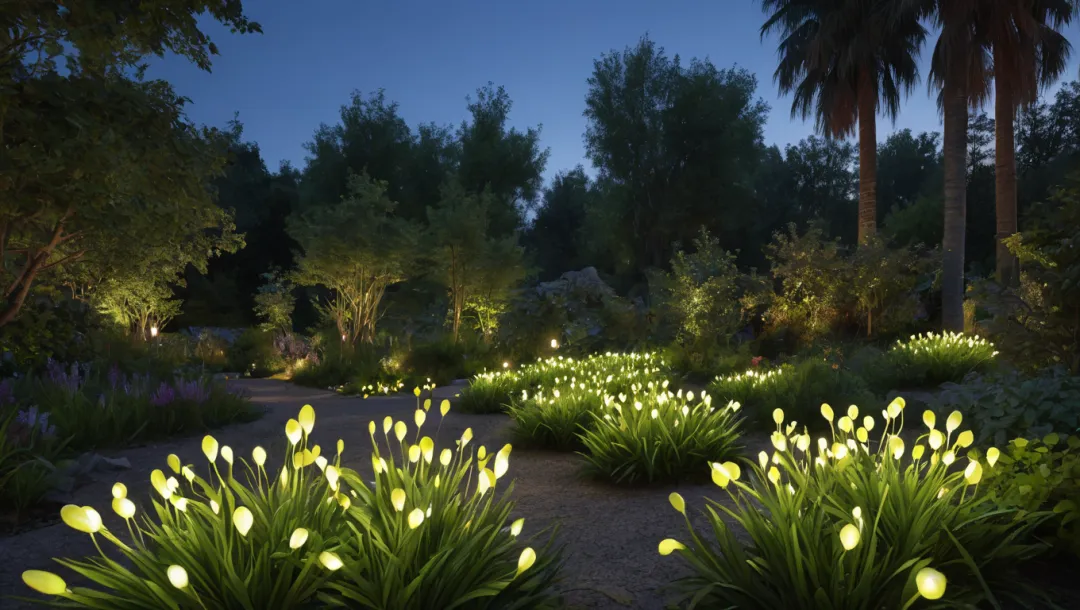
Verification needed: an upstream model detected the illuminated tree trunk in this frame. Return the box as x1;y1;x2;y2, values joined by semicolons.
993;49;1020;288
942;74;968;332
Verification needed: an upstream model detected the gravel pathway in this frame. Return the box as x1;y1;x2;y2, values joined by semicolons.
1;379;755;609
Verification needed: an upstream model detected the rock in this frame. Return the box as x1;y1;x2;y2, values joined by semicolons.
43;453;132;504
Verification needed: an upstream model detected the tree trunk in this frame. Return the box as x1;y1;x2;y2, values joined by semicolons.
857;67;878;244
994;52;1020;288
942;77;968;333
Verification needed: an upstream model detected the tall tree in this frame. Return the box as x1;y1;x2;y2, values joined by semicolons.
526;167;593;280
583;36;767;284
981;1;1075;287
928;0;991;331
457;84;549;236
0;0;259;327
760;0;926;243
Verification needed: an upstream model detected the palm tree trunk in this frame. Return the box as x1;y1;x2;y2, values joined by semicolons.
993;53;1020;288
942;78;968;332
857;67;878;244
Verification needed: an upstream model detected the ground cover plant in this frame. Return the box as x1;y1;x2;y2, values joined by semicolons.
508;386;603;450
459;352;667;414
883;332;998;388
21;401;562;609
707;359;874;433
660;398;1052;608
580;385;743;484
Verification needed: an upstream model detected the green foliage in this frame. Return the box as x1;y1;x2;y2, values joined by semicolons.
662;399;1050;609
0;297;90;374
253;270;296;333
884;331;999;388
508;388;601;451
582;36;769;283
403;338;491;387
23;403;562;608
982;434;1080;558
579;388;743;484
0;409;63;521
666;227;758;350
931;371;1080;446
707;359;875;433
289;173;421;344
849;238;936;338
459;371;520;415
290;337;382;391
970;173;1080;374
226;329;286;378
763;225;849;342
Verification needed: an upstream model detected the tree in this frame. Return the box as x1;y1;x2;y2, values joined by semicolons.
927;0;990;331
0;0;259;327
876;129;942;219
254;270;295;334
980;1;1076;287
667;228;752;348
288;173;420;344
526;167;593;280
583;36;767;283
760;0;926;243
427;182;525;342
1;76;242;327
781;136;858;241
457;84;549;236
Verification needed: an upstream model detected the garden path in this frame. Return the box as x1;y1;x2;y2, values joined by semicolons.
1;379;751;609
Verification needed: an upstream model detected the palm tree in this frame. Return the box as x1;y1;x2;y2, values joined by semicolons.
925;0;992;331
760;0;926;244
981;1;1076;287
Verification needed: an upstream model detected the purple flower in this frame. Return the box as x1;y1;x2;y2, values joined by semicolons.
174;378;209;405
45;358;82;393
108;364;122;390
15;406;56;439
149;382;176;407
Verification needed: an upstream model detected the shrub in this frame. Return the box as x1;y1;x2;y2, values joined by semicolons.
508;387;602;450
226;328;287;377
981;434;1080;558
762;225;849;343
707;359;874;433
884;331;998;388
579;386;743;484
291;337;380;390
660;399;1051;609
0;404;63;522
460;370;522;414
930;371;1080;446
23;402;562;609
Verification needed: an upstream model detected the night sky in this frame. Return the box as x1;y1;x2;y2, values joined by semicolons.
149;0;1080;181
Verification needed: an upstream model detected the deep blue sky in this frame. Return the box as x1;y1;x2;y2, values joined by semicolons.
150;0;1080;182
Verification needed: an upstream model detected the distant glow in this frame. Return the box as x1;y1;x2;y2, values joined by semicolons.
550;339;559;349
150;326;159;338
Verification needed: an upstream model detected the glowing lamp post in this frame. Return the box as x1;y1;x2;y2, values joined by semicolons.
550;338;559;350
149;326;159;341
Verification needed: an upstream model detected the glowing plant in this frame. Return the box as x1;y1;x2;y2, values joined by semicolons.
661;397;1050;608
508;387;603;450
886;331;998;387
579;385;743;484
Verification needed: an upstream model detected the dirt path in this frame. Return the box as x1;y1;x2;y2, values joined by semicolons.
1;379;749;609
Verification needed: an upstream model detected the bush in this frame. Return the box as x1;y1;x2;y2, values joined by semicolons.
403;338;476;386
660;399;1051;608
930;370;1080;446
0;403;63;522
291;337;381;390
982;434;1080;558
459;370;521;414
508;388;602;450
707;359;874;433
5;362;257;451
23;402;562;609
579;386;743;484
226;328;287;377
884;331;998;388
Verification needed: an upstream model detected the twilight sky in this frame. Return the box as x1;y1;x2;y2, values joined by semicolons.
149;0;1080;182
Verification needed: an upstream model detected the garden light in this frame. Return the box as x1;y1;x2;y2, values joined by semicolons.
550;338;559;349
150;326;158;338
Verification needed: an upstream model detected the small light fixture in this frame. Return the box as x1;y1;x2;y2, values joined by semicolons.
341;334;347;342
550;338;559;349
502;361;510;369
150;326;159;338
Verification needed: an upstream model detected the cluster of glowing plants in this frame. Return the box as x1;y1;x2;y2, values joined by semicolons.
22;399;561;609
659;398;1051;609
579;383;744;484
461;352;666;414
886;331;999;386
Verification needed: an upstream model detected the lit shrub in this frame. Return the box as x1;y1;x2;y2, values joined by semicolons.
579;385;743;484
707;359;873;433
661;399;1050;608
508;387;602;450
22;406;346;608
459;370;521;414
982;434;1080;558
885;331;998;388
326;405;562;608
